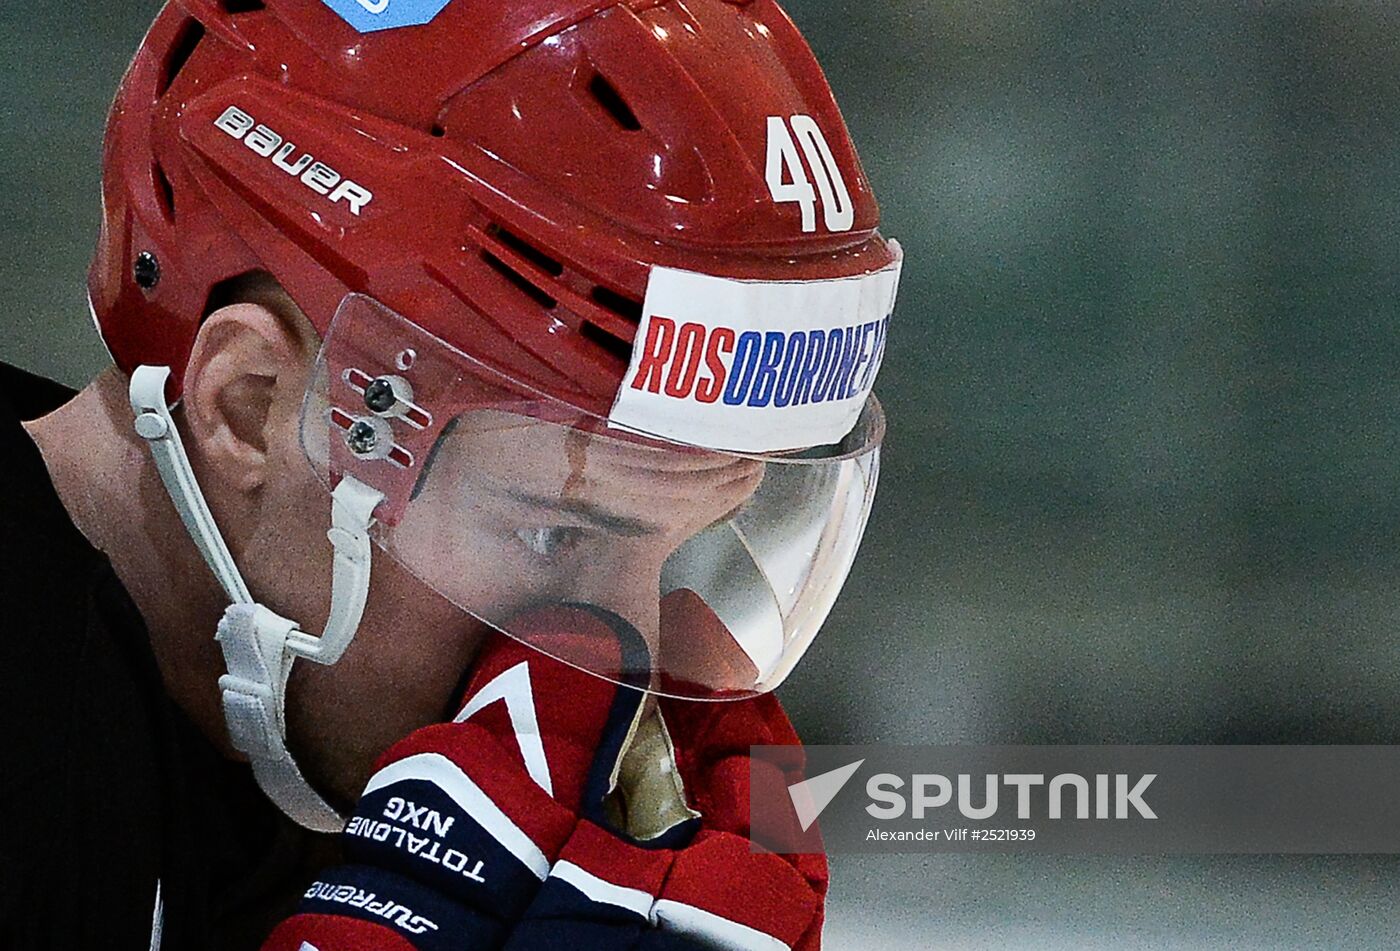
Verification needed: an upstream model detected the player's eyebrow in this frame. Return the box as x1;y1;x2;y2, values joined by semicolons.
503;488;656;537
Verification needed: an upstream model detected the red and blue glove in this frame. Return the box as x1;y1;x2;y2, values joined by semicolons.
260;604;827;951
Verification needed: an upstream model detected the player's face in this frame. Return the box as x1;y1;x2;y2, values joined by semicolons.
173;295;774;808
390;410;765;656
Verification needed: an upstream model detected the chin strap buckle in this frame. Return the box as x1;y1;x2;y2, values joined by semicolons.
217;603;347;833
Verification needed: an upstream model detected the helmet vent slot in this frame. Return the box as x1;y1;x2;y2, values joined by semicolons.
587;73;642;133
480;249;558;310
580;321;633;362
590;286;643;325
154;163;176;222
220;0;267;11
473;222;641;360
486;224;565;277
158;19;205;98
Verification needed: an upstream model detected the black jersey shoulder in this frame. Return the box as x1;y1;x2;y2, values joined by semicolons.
0;363;324;949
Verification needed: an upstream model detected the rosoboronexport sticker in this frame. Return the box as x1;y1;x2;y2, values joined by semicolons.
608;257;902;453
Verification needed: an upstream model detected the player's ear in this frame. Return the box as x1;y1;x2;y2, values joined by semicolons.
182;300;311;494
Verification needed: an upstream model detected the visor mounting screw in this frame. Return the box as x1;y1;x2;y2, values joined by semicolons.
133;251;160;290
364;377;399;414
346;419;380;456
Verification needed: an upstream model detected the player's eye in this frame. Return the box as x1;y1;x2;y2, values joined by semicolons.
515;526;587;558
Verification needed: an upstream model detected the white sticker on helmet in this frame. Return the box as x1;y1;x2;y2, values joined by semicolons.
609;259;902;453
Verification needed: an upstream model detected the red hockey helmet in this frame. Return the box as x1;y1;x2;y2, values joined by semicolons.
94;0;902;700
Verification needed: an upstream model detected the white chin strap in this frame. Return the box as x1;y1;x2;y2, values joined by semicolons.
130;365;383;833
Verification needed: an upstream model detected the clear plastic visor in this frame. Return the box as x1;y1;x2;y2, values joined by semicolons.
301;295;883;700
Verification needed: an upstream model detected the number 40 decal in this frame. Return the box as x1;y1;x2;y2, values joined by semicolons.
765;115;855;234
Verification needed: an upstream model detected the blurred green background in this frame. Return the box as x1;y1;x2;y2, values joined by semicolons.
4;1;1400;947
